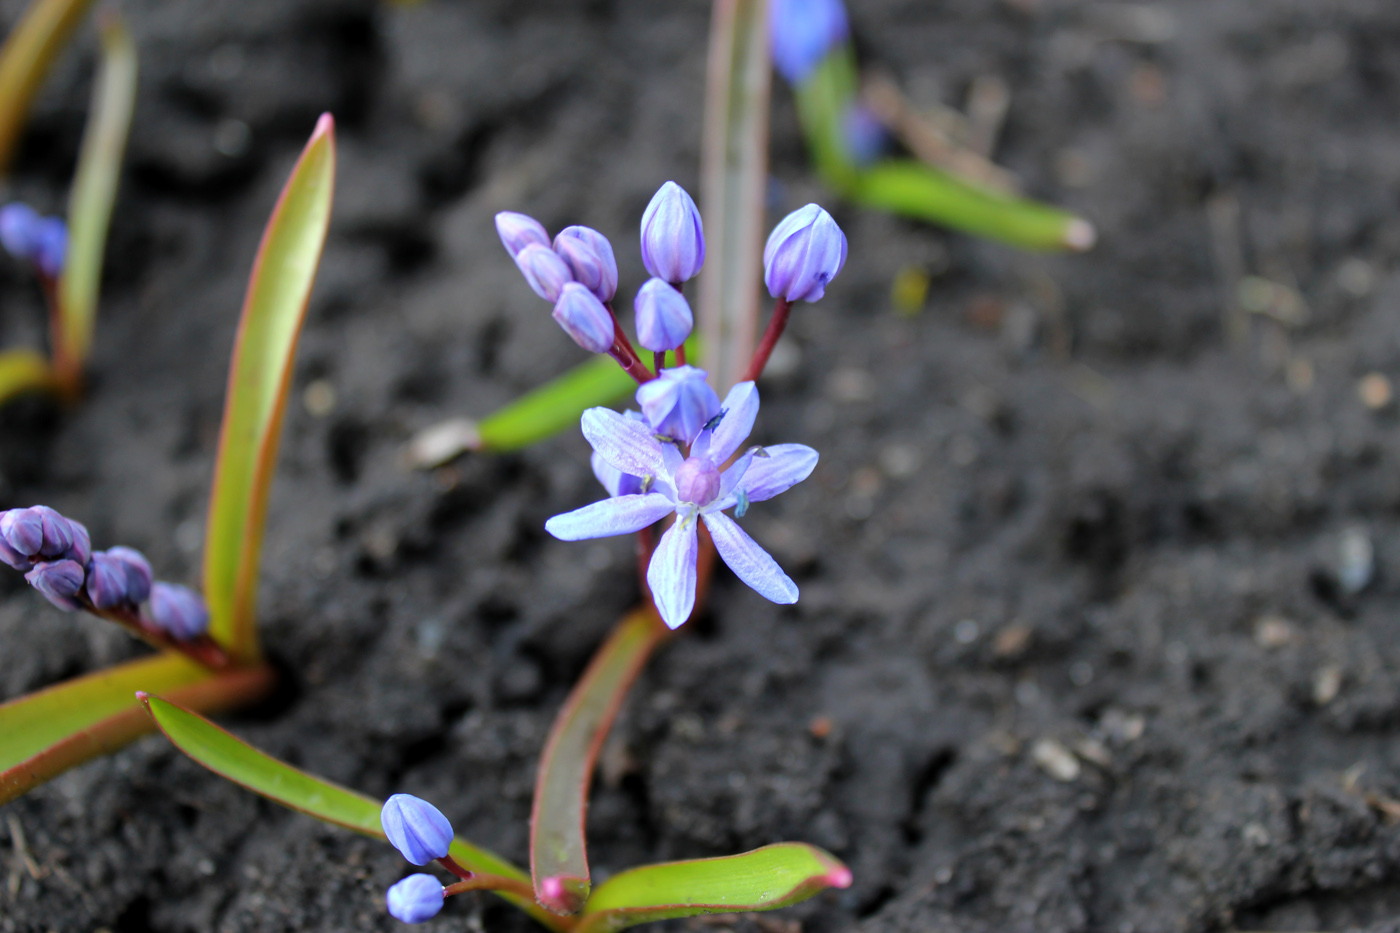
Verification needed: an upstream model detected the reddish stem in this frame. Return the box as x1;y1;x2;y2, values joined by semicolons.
653;350;666;374
438;855;474;882
741;297;791;384
443;873;537;901
39;274;80;400
605;312;655;384
84;597;232;671
676;344;687;366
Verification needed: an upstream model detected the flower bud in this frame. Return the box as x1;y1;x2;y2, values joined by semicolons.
763;203;847;303
64;519;91;566
0;536;27;571
148;583;209;640
86;553;131;610
639;181;705;284
494;211;550;259
107;546;153;604
770;0;850;84
381;794;454;866
25;560;85;611
552;282;615;354
674;457;721;506
633;278;693;351
33;217;66;278
514;243;573;302
0;203;40;260
386;873;445;924
0;508;43;558
554;226;618;302
635;365;721;444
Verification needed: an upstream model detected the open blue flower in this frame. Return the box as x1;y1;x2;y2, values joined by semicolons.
546;380;818;629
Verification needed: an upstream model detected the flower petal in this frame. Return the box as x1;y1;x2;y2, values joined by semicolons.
546;493;675;541
582;407;671;480
647;518;699;629
702;512;798;605
591;452;624;497
717;447;759;501
735;443;818;502
709;381;759;463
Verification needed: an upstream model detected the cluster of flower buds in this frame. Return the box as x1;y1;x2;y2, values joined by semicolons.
0;203;66;278
381;793;455;923
496;211;621;354
0;505;208;639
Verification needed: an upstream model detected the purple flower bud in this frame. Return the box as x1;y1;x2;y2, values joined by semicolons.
64;519;91;566
763;203;848;303
770;0;850;84
0;536;27;571
494;211;550;259
107;546;152;604
386;873;445;924
554;226;618;302
639;181;705;284
552;282;616;354
33;217;66;278
0;203;40;261
844;103;889;166
148;583;209;640
675;457;721;506
381;794;454;866
85;553;130;610
25;560;85;611
634;278;694;352
514;243;573;302
0;508;43;558
635;365;722;444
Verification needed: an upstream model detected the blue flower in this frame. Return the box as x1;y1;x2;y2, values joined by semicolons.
513;243;573;302
546;381;818;629
494;211;550;259
552;282;615;353
634;365;721;445
148;582;209;640
639;181;705;285
381;794;454;866
770;0;850;84
386;873;444;924
763;203;847;303
633;277;694;352
25;560;85;611
553;225;618;303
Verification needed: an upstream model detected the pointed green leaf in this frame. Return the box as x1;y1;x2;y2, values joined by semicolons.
0;0;99;174
139;695;570;933
575;843;852;933
532;609;667;914
203;115;335;664
0;347;53;404
0;653;273;804
56;12;136;377
698;0;772;394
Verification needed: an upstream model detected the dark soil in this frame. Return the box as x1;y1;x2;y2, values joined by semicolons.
5;1;1400;931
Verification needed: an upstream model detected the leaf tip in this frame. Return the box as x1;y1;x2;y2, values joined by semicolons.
313;112;336;140
134;690;152;710
822;864;853;889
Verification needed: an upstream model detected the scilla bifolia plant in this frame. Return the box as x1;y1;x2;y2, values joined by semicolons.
0;5;137;404
139;182;853;930
0;115;335;803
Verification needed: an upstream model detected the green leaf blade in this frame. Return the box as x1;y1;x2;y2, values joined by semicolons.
57;12;137;377
577;843;851;933
203;115;336;663
0;347;54;404
479;354;635;452
0;653;273;804
0;0;99;173
532;609;667;914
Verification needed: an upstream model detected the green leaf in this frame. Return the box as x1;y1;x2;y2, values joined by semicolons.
698;0;772;393
0;347;53;404
0;0;99;174
139;694;570;933
532;609;667;914
479;354;635;452
0;653;273;804
203;115;335;664
575;843;852;933
852;160;1094;252
55;12;136;381
792;45;861;193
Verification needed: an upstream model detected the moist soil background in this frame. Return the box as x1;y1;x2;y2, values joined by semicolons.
4;1;1400;932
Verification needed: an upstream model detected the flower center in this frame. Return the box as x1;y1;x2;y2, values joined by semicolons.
674;456;721;506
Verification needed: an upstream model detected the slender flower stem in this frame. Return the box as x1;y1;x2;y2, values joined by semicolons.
444;873;538;901
676;344;687;366
85;597;232;670
604;309;655;384
40;273;79;399
741;297;791;384
653;351;665;375
438;855;475;881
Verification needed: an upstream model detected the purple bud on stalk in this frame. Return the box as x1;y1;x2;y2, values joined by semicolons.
633;278;694;352
107;546;153;604
513;243;573;302
381;794;454;866
386;874;445;924
494;211;550;259
763;203;848;303
770;0;850;84
0;203;40;260
0;536;26;571
86;553;131;609
148;583;209;640
0;508;43;558
25;560;85;611
33;217;66;278
635;365;722;444
64;519;91;566
552;282;616;354
554;226;618;302
639;181;705;284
